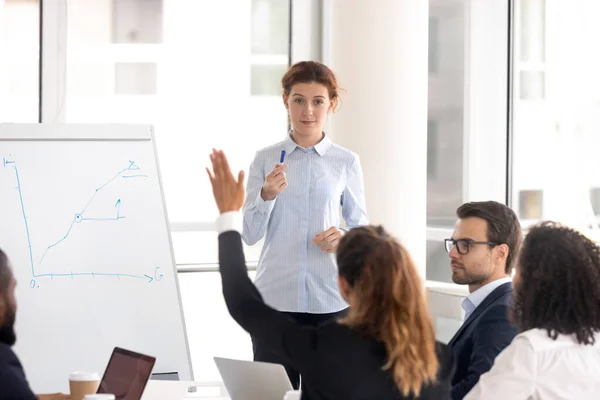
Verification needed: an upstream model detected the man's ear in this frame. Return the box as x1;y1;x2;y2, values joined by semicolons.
496;243;509;263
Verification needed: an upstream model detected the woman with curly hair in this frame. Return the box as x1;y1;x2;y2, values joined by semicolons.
465;221;600;399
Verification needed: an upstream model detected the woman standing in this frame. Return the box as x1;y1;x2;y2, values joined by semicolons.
242;61;369;388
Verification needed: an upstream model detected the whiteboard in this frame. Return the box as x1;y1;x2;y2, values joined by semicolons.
0;123;192;392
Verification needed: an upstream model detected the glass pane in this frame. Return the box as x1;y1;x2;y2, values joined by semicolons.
114;63;157;95
427;0;465;228
428;17;439;74
0;0;40;123
518;190;543;220
512;1;600;242
426;240;452;283
62;0;291;262
251;64;288;96
591;188;600;217
178;270;256;381
112;0;163;44
519;70;545;100
251;0;290;55
519;0;545;63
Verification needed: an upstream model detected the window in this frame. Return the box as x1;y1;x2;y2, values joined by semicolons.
426;0;510;283
591;188;600;218
58;0;289;250
426;0;465;229
518;190;543;220
426;240;451;283
427;119;439;180
38;0;291;381
516;0;545;101
0;0;40;123
519;70;545;100
511;0;600;244
428;17;439;75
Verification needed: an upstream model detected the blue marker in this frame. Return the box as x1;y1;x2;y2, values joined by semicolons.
280;150;286;164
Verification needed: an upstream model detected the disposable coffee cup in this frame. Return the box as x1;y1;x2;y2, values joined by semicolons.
69;371;100;400
283;390;301;400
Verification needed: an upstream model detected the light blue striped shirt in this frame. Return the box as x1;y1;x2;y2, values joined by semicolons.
242;134;369;313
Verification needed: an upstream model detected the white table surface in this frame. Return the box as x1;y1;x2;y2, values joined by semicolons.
141;380;229;400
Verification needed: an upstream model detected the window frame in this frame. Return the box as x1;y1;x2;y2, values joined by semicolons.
39;0;299;270
424;0;511;284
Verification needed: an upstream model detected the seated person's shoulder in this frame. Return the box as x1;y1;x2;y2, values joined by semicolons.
472;304;517;344
0;344;37;400
476;304;512;327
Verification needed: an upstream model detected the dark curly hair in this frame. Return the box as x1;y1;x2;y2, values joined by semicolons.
510;221;600;345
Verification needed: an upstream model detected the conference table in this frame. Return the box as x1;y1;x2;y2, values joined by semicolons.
141;380;230;400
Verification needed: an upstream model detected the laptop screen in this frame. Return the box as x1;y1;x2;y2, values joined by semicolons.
97;347;156;400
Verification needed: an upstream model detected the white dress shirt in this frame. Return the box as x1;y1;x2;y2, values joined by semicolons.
464;328;600;399
462;277;512;321
217;211;242;234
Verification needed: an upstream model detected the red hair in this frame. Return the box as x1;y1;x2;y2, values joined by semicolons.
281;61;340;101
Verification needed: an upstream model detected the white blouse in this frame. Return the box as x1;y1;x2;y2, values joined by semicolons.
465;328;600;400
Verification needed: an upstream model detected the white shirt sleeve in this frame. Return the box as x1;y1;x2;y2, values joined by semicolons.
464;335;536;400
217;211;243;234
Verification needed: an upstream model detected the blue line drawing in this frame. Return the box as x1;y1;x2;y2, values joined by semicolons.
122;174;148;179
35;272;154;283
143;267;164;284
78;199;125;222
39;162;144;263
12;165;35;278
80;161;138;215
3;157;160;288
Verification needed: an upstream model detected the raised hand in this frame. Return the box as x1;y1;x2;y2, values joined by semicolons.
206;149;245;213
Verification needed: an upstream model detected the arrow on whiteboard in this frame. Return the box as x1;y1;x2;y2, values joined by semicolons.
114;198;121;218
144;274;154;283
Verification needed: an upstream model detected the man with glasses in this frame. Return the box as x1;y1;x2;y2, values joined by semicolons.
444;201;522;400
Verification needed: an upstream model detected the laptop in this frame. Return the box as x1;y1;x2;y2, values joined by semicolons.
96;347;156;400
214;357;294;400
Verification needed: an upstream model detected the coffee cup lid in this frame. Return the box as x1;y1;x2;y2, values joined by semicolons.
69;371;100;381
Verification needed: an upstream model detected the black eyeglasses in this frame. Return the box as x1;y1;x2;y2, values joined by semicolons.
444;238;498;255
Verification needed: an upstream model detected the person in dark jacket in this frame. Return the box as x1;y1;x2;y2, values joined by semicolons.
207;149;454;400
444;201;522;399
0;249;68;400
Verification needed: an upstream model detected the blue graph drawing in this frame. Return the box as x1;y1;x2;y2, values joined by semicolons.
38;161;138;264
3;156;160;288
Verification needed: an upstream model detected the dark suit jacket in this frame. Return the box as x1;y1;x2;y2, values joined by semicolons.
447;282;517;399
0;342;37;400
219;230;454;400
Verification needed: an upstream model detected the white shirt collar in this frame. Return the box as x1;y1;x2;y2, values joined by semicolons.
461;277;512;318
